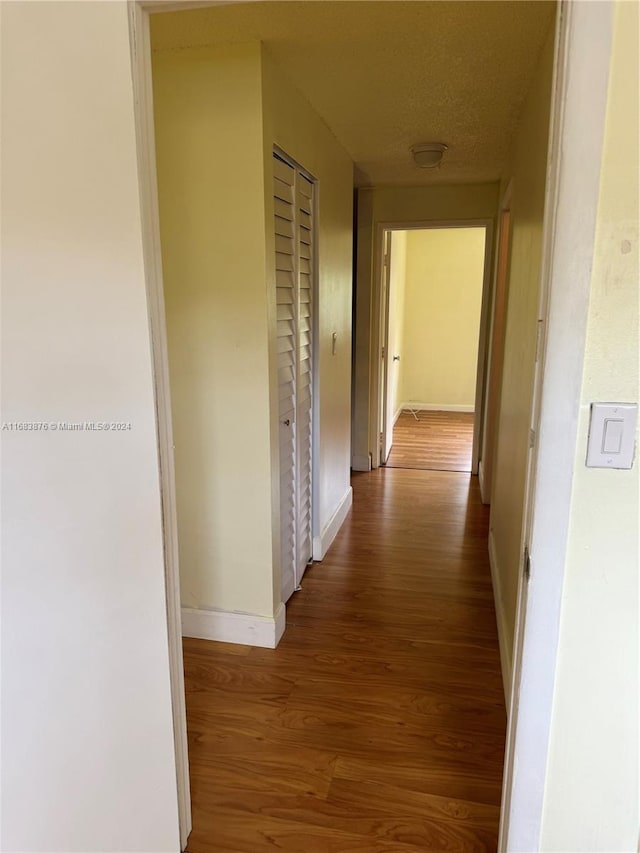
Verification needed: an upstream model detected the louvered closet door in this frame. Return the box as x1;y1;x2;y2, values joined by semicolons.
274;156;297;603
273;153;314;603
296;174;314;581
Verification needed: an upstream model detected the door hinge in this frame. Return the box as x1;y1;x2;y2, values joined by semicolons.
381;347;385;360
524;546;531;582
529;428;536;449
535;319;544;363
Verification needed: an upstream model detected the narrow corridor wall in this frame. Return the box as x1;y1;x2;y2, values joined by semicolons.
488;20;555;675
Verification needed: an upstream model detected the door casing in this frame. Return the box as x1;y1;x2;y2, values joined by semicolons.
273;147;318;599
479;184;512;505
129;0;616;849
372;219;494;474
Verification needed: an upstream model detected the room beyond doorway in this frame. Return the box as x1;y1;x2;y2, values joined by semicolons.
379;225;489;472
386;410;474;472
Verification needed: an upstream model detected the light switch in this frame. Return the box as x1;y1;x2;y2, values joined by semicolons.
602;419;623;454
586;403;637;469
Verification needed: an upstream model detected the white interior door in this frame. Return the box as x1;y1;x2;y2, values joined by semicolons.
273;153;314;602
380;231;393;463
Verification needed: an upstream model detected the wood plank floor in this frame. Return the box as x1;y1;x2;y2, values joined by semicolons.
386;411;475;472
183;468;506;853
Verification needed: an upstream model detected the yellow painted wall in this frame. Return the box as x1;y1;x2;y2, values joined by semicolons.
400;228;485;409
152;41;354;617
387;231;408;420
541;4;639;847
352;182;499;469
489;21;555;662
152;44;276;617
261;48;354;561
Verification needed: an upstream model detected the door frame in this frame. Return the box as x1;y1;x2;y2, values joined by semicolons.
379;230;393;464
273;145;320;591
372;219;494;474
129;0;615;850
498;2;614;849
128;3;191;849
478;181;512;505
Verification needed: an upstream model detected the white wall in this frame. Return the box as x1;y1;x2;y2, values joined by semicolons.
400;228;485;410
1;3;180;851
541;3;639;847
352;182;499;470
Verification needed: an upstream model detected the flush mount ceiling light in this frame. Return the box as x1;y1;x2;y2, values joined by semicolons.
410;143;448;169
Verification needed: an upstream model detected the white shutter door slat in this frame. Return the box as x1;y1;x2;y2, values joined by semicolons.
274;156;295;184
274;197;295;221
274;177;294;203
277;303;294;321
276;234;295;255
276;282;293;305
276;252;294;272
298;174;313;199
275;216;294;238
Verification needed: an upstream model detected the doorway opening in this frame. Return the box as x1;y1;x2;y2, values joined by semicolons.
378;223;493;475
126;0;609;848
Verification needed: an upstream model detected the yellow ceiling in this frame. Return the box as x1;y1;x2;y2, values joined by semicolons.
151;1;555;187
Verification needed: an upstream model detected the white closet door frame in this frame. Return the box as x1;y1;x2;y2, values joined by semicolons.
274;147;318;593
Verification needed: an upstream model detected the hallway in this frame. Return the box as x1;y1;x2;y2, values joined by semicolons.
183;467;506;852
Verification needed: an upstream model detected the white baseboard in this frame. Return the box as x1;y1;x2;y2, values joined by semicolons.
181;602;286;649
313;486;353;561
488;530;512;706
351;453;371;472
478;459;490;505
393;405;403;426
402;402;475;413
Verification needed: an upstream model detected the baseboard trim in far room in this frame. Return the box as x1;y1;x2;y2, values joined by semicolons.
351;453;372;472
402;402;475;413
181;602;286;649
488;529;513;706
313;486;353;561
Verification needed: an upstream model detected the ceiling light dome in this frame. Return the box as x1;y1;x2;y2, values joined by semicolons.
410;143;448;169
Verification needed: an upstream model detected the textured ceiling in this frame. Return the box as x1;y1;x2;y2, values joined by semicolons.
151;1;555;186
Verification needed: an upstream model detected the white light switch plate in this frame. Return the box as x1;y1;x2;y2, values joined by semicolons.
586;403;638;469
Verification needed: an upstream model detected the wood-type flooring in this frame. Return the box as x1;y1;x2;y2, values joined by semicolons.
385;411;475;472
183;467;506;853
